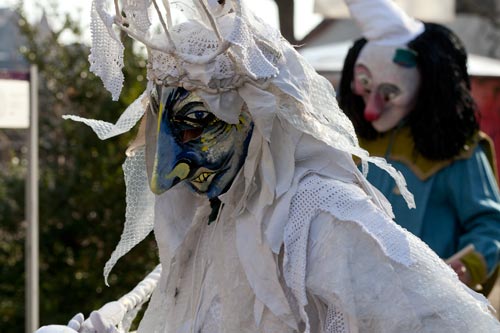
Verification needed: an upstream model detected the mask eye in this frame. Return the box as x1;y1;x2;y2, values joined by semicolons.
354;72;372;94
358;74;371;87
378;84;401;103
186;110;210;120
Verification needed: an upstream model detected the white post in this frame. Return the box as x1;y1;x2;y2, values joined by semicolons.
26;64;39;333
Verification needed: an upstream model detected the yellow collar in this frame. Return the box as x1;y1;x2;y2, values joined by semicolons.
359;127;494;181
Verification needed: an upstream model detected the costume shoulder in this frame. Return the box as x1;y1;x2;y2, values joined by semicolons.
289;173;412;266
292;175;500;332
360;128;495;181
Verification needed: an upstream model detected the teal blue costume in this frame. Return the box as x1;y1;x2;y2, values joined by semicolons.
361;128;500;292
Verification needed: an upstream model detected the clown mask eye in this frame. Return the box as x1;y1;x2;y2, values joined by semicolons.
357;73;372;89
378;84;401;103
353;65;373;95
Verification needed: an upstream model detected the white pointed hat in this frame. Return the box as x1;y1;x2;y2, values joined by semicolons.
345;0;424;46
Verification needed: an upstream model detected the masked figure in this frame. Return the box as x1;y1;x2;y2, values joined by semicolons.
339;0;500;294
146;86;253;199
36;1;500;332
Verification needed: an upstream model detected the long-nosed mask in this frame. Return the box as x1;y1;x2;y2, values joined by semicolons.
353;44;421;133
146;85;253;199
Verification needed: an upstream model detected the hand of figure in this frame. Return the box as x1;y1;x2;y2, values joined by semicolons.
79;301;126;333
450;260;472;286
34;326;78;333
34;313;84;333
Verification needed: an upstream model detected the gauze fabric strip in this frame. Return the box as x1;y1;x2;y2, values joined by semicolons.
226;14;279;80
63;92;148;140
63;91;152;282
104;148;155;285
232;128;298;328
89;0;125;101
235;212;298;329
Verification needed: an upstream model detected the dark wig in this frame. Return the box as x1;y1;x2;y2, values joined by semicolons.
339;23;479;160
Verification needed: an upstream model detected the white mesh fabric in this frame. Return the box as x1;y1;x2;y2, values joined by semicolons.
174;22;219;56
89;0;125;101
145;10;278;89
147;49;182;83
63;92;147;140
62;91;151;282
226;11;279;80
324;305;349;333
213;54;236;80
313;217;500;332
122;0;152;35
286;173;499;332
104;148;155;284
152;20;239;85
284;173;413;333
90;1;284;92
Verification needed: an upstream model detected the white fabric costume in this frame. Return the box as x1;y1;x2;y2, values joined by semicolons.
36;0;500;332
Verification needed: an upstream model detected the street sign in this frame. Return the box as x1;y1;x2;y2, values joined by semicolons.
0;78;30;128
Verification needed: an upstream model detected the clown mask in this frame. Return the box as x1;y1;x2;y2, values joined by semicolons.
352;43;421;132
146;86;253;198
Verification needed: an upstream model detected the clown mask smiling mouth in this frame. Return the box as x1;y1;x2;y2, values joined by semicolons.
145;85;253;199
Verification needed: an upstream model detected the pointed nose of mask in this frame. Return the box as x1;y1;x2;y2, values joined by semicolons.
146;87;191;195
150;158;191;195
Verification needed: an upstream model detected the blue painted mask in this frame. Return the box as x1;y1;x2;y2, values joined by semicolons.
146;86;253;198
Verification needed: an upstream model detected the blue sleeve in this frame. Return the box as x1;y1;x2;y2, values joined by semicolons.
446;146;500;274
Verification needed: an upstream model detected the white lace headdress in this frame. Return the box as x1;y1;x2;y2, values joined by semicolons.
64;0;415;284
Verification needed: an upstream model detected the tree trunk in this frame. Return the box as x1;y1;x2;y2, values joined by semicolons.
274;0;296;44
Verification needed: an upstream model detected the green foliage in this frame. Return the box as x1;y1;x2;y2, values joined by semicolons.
0;6;158;331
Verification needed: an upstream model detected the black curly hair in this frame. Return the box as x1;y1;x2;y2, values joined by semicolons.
338;23;479;160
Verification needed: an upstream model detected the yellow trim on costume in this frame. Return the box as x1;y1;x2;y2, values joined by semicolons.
461;250;488;289
359;128;494;181
478;132;499;184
